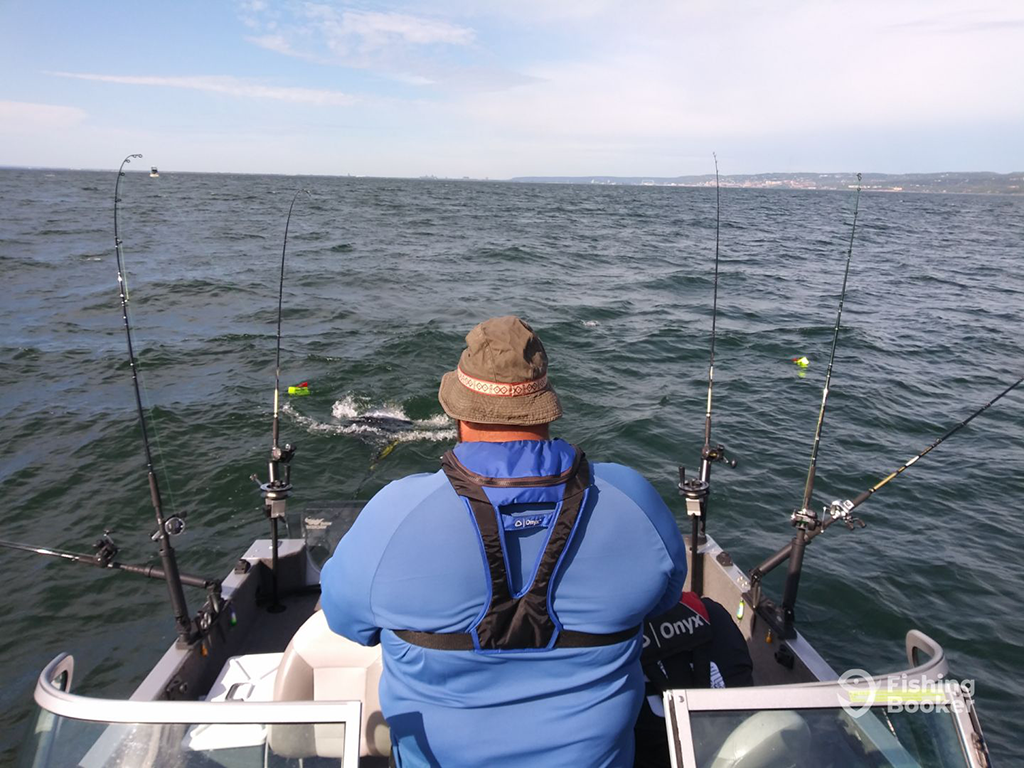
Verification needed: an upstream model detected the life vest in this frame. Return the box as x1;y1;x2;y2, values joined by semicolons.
640;591;718;690
394;445;640;652
635;594;753;768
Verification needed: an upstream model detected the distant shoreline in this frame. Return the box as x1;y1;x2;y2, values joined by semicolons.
509;171;1024;195
2;166;1021;194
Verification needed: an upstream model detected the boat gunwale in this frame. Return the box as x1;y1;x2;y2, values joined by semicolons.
35;653;362;725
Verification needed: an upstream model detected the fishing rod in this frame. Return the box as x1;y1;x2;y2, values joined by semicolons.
0;535;217;589
2;157;230;646
252;188;310;613
114;154;197;644
679;153;737;596
749;372;1024;609
838;374;1023;512
772;172;862;637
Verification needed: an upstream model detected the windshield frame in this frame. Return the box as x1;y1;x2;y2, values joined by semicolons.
665;675;987;768
32;653;362;766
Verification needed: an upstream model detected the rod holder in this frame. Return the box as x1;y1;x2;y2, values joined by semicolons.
253;444;296;614
679;469;710;594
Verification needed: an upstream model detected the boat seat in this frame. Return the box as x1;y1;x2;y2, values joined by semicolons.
708;710;811;768
183;652;357;761
271;609;390;759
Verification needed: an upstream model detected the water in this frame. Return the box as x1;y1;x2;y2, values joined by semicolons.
1;169;1022;763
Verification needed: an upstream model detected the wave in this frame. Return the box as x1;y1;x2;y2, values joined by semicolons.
284;395;455;443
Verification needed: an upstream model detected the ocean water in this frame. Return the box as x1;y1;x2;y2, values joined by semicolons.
0;169;1021;763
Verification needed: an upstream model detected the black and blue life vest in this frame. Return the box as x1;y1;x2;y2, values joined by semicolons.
395;445;640;652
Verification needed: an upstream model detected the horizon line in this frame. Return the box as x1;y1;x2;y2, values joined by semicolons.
2;163;1022;179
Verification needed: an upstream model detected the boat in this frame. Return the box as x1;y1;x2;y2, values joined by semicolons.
20;523;993;767
150;167;159;178
12;160;1000;767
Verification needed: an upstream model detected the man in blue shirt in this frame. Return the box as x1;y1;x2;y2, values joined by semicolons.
321;315;688;767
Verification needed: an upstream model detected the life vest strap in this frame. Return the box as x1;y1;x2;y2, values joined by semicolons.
394;626;640;651
397;445;629;652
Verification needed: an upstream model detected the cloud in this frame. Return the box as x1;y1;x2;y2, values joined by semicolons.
886;7;1024;33
0;100;88;133
47;72;356;106
245;33;313;59
240;3;495;87
455;1;1024;144
315;8;475;48
391;73;437;86
241;2;476;61
435;0;623;24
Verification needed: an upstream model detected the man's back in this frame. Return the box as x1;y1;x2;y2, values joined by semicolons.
321;438;687;767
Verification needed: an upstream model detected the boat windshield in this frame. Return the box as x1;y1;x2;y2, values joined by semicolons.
302;502;365;570
23;655;362;768
665;678;987;768
686;707;970;768
20;712;358;767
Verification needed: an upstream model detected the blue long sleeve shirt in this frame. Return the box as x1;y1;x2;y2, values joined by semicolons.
320;439;687;767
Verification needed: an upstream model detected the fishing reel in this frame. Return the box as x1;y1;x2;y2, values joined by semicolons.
92;530;119;567
151;516;186;542
272;442;297;468
789;499;866;536
702;443;738;468
827;499;866;531
789;507;820;532
679;443;739;514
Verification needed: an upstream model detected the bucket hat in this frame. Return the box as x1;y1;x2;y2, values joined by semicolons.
438;316;563;426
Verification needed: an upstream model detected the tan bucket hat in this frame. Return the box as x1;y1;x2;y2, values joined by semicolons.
438;316;563;426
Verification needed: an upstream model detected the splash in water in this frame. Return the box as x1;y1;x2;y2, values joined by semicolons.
284;394;456;443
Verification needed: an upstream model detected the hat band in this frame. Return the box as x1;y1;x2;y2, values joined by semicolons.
457;367;548;397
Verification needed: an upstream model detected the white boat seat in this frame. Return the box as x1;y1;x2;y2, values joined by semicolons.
180;652;357;762
708;710;811;768
185;653;283;753
271;609;390;758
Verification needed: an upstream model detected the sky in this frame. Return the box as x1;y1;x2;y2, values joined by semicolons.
1;0;1022;178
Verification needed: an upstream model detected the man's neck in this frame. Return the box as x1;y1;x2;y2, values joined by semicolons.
458;421;551;443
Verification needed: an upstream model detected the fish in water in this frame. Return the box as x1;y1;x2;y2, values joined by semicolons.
350;414;414;432
283;397;456;444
